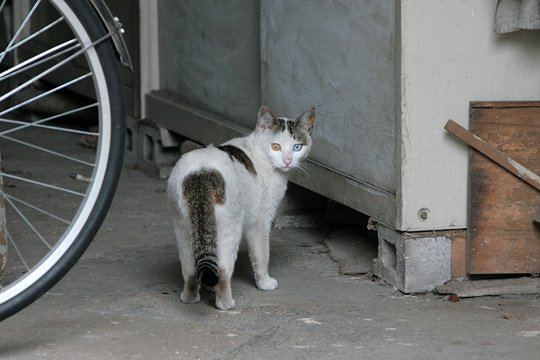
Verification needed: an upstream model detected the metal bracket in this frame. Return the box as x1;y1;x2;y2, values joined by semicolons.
88;0;133;71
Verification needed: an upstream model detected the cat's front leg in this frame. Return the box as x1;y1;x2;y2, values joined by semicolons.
246;224;278;291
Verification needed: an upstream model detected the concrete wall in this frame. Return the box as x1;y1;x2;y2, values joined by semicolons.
397;0;540;231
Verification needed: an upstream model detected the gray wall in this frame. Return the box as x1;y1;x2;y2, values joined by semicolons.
158;0;261;128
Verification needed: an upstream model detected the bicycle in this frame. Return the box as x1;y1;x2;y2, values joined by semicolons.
0;0;130;320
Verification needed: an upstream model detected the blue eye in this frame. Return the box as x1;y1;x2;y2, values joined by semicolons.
292;144;303;152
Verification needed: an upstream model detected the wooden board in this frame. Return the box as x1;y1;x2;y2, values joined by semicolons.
450;231;467;278
468;102;540;274
437;278;540;298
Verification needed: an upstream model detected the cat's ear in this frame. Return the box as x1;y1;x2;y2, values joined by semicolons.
294;107;315;135
256;106;279;133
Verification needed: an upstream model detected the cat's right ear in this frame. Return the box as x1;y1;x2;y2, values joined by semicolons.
256;106;278;133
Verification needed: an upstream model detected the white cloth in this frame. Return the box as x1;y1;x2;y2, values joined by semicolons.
494;0;540;33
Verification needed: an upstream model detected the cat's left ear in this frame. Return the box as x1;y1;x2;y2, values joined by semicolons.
294;107;315;135
256;106;279;133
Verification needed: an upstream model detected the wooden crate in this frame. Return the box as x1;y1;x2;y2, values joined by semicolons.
468;102;540;274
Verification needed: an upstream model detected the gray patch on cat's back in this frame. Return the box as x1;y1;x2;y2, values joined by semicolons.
218;145;257;176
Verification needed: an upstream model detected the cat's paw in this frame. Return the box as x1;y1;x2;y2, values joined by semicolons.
256;276;278;291
215;297;236;310
180;291;200;304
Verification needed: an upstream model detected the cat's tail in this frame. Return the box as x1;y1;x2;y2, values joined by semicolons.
182;168;226;287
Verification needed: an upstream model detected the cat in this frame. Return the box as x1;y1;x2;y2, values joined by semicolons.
167;105;315;310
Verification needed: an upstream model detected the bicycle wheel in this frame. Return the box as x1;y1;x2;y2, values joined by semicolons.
0;0;125;320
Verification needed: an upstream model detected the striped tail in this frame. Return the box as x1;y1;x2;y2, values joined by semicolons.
196;254;219;287
182;169;226;287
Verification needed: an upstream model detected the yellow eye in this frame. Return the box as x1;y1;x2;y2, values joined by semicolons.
271;143;281;151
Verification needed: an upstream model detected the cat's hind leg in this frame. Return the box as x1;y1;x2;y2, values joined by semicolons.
180;261;200;303
214;220;242;310
181;272;200;303
215;267;235;310
174;219;201;303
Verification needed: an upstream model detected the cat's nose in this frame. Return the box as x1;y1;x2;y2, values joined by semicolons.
283;154;292;165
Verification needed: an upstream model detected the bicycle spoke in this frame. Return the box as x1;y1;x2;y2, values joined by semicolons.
0;39;79;82
0;172;85;197
1;192;70;225
0;119;98;137
0;16;65;60
0;0;43;65
0;0;8;18
0;134;95;166
0;72;92;117
0;30;114;105
4;195;52;249
0;102;98;136
4;226;30;272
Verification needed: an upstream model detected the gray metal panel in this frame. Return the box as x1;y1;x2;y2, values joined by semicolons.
146;90;248;146
149;0;397;226
261;0;396;193
158;0;260;128
147;90;396;226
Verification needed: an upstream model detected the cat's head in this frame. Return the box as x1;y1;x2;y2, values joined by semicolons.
254;106;315;171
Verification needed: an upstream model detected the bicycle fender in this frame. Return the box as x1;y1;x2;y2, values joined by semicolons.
88;0;134;71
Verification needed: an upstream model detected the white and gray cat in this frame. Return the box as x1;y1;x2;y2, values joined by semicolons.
168;106;315;310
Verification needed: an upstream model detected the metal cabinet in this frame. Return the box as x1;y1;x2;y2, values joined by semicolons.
144;0;397;226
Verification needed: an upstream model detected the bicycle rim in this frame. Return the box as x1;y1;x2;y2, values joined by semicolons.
0;0;125;320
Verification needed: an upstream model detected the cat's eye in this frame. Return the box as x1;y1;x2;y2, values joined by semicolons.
271;143;281;151
292;144;303;152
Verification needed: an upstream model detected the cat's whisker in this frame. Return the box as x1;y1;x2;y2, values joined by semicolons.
295;164;311;184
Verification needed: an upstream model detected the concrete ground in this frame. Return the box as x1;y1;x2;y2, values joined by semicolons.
1;167;539;360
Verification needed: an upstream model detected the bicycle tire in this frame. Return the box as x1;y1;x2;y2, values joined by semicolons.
0;0;125;320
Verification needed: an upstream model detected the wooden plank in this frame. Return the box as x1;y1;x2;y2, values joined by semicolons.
467;103;540;274
450;231;467;278
471;101;540;109
445;120;540;192
436;278;540;298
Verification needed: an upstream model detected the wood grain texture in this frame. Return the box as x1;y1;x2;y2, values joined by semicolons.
445;120;540;191
450;231;467;278
468;102;540;274
437;278;540;297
